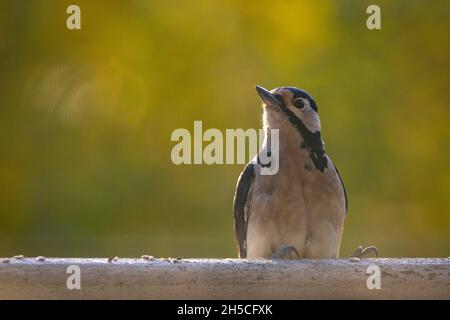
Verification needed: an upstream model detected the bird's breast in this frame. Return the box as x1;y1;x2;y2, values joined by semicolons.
251;143;346;230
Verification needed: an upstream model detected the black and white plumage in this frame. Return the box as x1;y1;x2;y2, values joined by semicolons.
233;86;348;259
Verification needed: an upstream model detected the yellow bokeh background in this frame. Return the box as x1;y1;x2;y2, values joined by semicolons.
0;1;449;257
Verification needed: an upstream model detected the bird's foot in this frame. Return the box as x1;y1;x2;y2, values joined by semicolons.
271;244;300;259
350;245;378;258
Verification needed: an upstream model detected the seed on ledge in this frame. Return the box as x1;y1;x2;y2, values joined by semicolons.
36;256;45;261
349;257;361;262
141;255;155;261
166;257;179;263
1;258;10;263
13;255;24;260
108;256;119;262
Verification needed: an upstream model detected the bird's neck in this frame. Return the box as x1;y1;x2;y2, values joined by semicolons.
263;108;304;150
263;108;328;172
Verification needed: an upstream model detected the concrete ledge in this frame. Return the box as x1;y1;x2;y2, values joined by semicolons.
0;258;449;299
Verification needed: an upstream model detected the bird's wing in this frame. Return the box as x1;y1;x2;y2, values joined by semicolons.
332;162;348;214
233;163;255;258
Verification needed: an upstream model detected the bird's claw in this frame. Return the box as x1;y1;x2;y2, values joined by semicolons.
271;244;300;259
350;245;378;258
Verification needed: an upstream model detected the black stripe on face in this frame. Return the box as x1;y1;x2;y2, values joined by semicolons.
274;93;328;172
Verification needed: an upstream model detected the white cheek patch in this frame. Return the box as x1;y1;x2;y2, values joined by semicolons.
287;101;321;133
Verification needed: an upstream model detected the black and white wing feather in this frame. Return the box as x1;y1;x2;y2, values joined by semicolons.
233;163;255;258
331;162;348;213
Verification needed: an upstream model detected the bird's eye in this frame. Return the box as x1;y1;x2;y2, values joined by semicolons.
293;98;305;109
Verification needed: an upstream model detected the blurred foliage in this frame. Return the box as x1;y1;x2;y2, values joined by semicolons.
0;0;449;258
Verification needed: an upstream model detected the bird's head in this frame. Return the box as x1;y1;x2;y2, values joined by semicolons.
255;85;327;171
255;85;321;134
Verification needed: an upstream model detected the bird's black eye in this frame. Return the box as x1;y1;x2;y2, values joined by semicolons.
293;98;305;109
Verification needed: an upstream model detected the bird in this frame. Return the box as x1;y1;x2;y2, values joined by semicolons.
233;85;377;259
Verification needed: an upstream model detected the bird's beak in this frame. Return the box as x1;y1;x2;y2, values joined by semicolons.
255;85;279;107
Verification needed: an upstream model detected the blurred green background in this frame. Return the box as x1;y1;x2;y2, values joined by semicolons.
0;0;449;258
